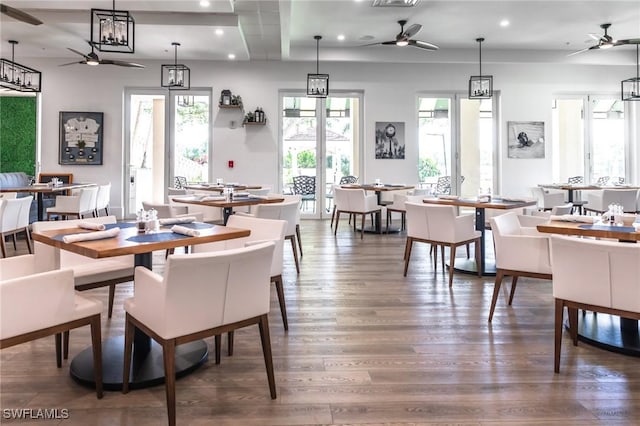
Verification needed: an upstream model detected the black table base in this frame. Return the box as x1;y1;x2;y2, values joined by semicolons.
452;258;497;276
574;314;640;357
70;336;209;391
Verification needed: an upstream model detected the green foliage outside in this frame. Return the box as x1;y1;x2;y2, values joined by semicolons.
418;157;440;182
0;97;36;175
340;155;351;177
297;150;316;168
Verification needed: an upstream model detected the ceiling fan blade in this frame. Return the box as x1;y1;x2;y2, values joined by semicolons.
403;23;422;39
411;40;439;50
616;38;640;45
587;33;600;41
0;3;42;25
67;48;90;60
380;41;398;45
567;46;593;56
101;59;145;68
59;61;85;67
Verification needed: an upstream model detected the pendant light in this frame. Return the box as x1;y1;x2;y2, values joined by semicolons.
177;95;195;107
161;42;191;90
621;44;640;101
307;35;329;98
0;40;41;93
468;37;493;99
91;0;135;53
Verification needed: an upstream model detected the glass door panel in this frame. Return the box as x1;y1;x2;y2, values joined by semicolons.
418;97;452;191
589;98;625;183
552;98;584;183
172;94;210;184
459;98;493;198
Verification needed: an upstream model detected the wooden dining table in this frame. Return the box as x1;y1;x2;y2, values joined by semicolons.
0;182;96;221
537;219;640;357
31;222;250;391
422;196;537;276
173;194;284;224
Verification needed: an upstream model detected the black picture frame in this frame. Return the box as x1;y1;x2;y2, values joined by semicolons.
59;111;104;165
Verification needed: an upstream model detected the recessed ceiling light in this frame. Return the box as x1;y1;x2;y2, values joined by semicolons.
500;19;510;27
215;29;224;36
228;53;236;60
200;0;210;7
337;34;345;41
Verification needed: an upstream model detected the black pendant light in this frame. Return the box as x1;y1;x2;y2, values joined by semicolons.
161;42;191;90
621;44;640;101
307;35;329;98
469;37;493;99
91;0;135;53
0;40;41;93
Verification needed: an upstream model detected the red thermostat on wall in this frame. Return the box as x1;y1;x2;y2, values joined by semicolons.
228;160;234;168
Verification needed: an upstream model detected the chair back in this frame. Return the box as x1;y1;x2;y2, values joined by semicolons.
174;176;187;189
423;204;457;242
0;192;17;199
344;188;370;212
489;211;522;237
390;193;409;210
38;173;73;184
225;215;286;276
95;183;111;211
142;201;185;218
0;196;32;232
293;176;316;198
551;235;640;313
405;202;430;240
550;203;573;215
252;200;299;236
602;189;638;213
248;188;270;196
156;242;274;337
333;187;350;210
567;176;583;184
435;176;451;195
339;175;358;184
78;187;99;214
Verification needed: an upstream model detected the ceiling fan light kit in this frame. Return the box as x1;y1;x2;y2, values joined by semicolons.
621;44;640;101
91;0;135;53
469;37;493;99
161;42;191;90
307;35;329;98
0;40;41;93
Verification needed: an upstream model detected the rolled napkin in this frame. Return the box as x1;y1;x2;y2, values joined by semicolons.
550;214;597;223
78;221;106;231
63;227;120;244
438;194;460;200
171;225;201;237
159;216;197;226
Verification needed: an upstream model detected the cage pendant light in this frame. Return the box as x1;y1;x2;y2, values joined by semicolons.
0;40;41;93
177;95;195;107
307;35;329;98
91;0;135;53
469;37;493;99
161;42;191;90
621;44;640;101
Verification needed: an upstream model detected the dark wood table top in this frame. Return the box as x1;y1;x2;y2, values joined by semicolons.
0;182;96;193
539;184;639;191
422;196;537;210
173;195;284;209
184;184;262;192
537;220;640;241
341;184;415;192
31;223;250;259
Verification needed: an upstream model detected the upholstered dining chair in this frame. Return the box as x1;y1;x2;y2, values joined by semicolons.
488;212;552;322
122;242;276;426
404;202;481;286
584;189;638;214
31;216;135;319
333;187;381;239
0;196;33;257
94;183;111;217
530;187;565;211
385;193;423;233
46;186;99;220
0;254;103;399
550;235;640;373
596;176;610;186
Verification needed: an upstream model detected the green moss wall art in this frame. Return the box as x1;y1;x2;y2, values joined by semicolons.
0;96;36;175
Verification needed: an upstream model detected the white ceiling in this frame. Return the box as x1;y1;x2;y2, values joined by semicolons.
1;0;639;66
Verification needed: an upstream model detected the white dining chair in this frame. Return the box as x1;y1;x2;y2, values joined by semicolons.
46;186;99;220
94;183;111;216
0;196;33;257
333;187;381;239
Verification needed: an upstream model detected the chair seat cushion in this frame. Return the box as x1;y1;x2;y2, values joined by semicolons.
72;259;134;286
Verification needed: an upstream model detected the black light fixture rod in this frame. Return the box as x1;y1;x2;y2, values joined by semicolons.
172;42;180;65
476;37;484;76
9;40;17;82
314;35;322;74
636;44;639;80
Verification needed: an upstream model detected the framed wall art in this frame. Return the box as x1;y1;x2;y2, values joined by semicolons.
507;121;545;159
59;111;104;165
375;121;405;159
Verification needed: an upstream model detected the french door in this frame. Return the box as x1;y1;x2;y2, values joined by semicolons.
280;92;363;219
418;93;498;198
124;89;212;218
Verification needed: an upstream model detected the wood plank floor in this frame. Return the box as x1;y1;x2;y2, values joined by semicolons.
1;219;639;425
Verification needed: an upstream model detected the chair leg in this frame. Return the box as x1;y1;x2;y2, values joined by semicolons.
440;245;445;271
24;227;33;254
360;214;365;239
334;211;341;235
431;244;437;267
122;314;135;394
228;331;234;356
508;276;518;305
214;335;222;364
568;307;579;346
273;275;288;330
554;299;564;373
448;245;456;287
403;238;413;277
162;340;177;426
55;333;62;368
258;314;277;399
488;270;504;322
89;315;103;399
465;243;470;259
288;235;300;274
475;240;481;278
63;330;69;360
12;234;17;250
296;224;303;257
330;205;337;229
0;235;6;258
108;284;116;319
386;210;391;233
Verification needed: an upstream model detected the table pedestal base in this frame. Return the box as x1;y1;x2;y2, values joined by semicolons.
70;336;208;391
574;314;640;357
451;258;497;277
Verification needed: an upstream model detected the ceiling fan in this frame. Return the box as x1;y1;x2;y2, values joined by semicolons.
569;23;640;56
365;19;439;51
0;2;42;25
60;42;145;68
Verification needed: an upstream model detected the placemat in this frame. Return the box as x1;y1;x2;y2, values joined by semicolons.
160;222;213;230
578;224;636;233
126;233;190;243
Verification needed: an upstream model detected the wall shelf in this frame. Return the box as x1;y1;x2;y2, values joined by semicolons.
243;120;267;126
218;104;243;110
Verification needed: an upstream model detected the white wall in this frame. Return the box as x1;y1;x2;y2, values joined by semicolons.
29;58;639;217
